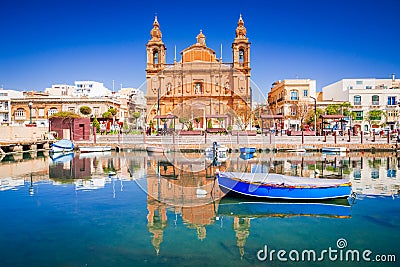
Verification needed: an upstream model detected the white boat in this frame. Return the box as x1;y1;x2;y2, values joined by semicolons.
146;146;169;154
205;143;228;162
51;139;74;153
286;148;306;153
322;147;348;153
79;146;112;153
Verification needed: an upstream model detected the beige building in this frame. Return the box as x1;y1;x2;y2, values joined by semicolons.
145;15;251;130
267;79;317;130
11;96;125;126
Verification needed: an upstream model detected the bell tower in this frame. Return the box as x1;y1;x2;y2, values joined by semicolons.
146;16;166;74
232;14;251;75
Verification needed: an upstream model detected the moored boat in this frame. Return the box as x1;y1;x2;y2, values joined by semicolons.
79;146;112;153
321;147;348;153
286;148;306;153
240;147;256;154
146;146;169;154
51;139;74;153
217;172;352;200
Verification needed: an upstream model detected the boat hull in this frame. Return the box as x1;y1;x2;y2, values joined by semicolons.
217;174;351;200
51;139;74;153
146;146;168;153
79;146;112;153
321;147;347;153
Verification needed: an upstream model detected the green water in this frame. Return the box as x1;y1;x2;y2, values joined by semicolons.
0;152;399;266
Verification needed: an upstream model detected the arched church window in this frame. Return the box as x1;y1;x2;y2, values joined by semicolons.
153;50;159;65
239;49;244;63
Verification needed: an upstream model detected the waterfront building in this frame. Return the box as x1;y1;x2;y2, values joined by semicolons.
118;88;146;129
11;96;125;126
145;15;251;130
322;75;400;132
267;79;317;130
0;89;23;125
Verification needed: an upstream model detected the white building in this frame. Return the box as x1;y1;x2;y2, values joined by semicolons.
45;84;76;96
0;89;24;125
322;75;400;132
74;81;111;98
118;88;147;129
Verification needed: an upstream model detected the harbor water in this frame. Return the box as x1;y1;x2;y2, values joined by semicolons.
0;151;399;266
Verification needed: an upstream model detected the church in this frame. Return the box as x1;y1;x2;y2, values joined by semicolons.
145;15;251;131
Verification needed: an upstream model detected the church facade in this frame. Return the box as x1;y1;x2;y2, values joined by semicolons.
145;15;252;130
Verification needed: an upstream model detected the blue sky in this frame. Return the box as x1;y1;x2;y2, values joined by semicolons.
1;0;399;97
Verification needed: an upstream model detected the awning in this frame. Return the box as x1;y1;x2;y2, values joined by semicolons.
260;114;284;119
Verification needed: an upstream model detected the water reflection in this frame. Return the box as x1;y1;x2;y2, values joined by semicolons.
0;151;399;264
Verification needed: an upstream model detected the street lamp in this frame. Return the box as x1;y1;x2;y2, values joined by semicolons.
28;101;33;124
310;96;317;136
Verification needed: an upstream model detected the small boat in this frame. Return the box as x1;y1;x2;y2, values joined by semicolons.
218;197;351;219
286;148;306;153
146;146;169;154
321;147;348;153
240;147;256;154
205;143;228;162
51;139;74;153
79;146;112;153
217;172;352;200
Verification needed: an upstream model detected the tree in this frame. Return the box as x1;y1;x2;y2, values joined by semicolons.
207;119;213;129
132;111;140;130
49;111;80;119
108;107;117;116
326;102;352;116
305;108;324;130
92;117;100;133
365;109;387;129
294;100;310;130
102;111;113;119
80;106;92;116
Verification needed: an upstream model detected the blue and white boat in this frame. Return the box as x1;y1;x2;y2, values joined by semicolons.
218;197;351;218
240;147;256;154
51;139;74;153
321;147;348;153
217;172;352;200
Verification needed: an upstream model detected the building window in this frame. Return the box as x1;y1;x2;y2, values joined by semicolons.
372;95;379;105
290;106;296;116
15;109;25;117
387;96;396;105
68;107;75;113
366;86;372;89
48;108;58;116
303;90;308;97
94;107;100;116
354;95;361;105
354;111;363;120
39;109;44;117
290;90;298;101
356;80;363;85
